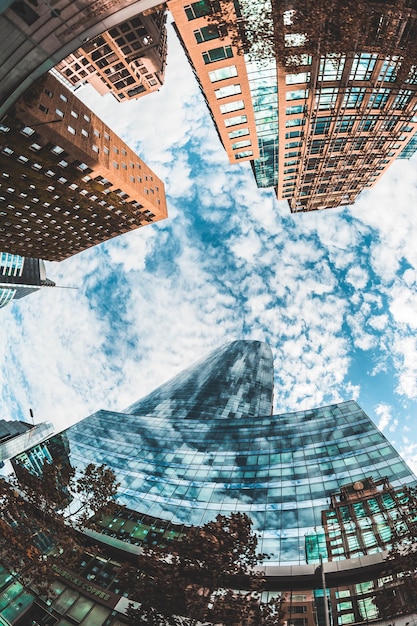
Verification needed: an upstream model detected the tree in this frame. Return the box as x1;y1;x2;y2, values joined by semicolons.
210;0;417;79
373;485;417;618
124;512;285;626
0;459;119;597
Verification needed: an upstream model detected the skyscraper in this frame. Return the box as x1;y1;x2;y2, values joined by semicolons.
0;73;167;261
0;419;54;466
0;253;55;309
0;0;165;117
55;9;168;102
9;340;417;624
168;0;417;211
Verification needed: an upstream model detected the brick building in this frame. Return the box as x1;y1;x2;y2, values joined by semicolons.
168;0;417;212
55;8;168;102
0;73;167;262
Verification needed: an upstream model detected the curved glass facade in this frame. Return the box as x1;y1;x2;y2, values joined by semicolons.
16;341;417;566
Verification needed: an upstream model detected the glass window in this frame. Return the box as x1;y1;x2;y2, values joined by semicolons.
316;87;338;110
202;46;233;64
234;150;253;159
286;88;308;101
184;0;218;20
220;100;244;114
343;87;366;109
285;118;304;128
379;57;400;82
215;84;241;99
228;128;249;139
194;25;221;43
286;72;310;84
313;117;332;135
350;53;378;81
224;114;247;127
209;65;237;82
319;54;345;81
286;104;305;115
369;88;390;109
232;139;251;150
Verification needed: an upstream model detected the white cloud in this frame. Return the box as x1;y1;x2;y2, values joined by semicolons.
374;403;393;431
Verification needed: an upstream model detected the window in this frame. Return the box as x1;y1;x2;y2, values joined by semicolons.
83;114;90;122
38;104;48;114
358;117;377;131
71;110;78;118
56;109;64;118
202;46;233;64
67;126;76;135
228;128;249;139
343;87;366;108
286;88;308;100
335;115;355;133
286;72;310;84
220;100;244;114
318;54;345;81
286;104;305;115
94;129;100;138
235;150;253;159
379;57;399;82
51;145;64;155
184;0;219;20
316;87;338;110
369;88;390;109
81;129;89;137
393;89;413;110
224;114;247;127
21;126;35;136
349;53;377;81
194;25;221;43
313;117;332;134
209;65;237;82
232;139;251;150
30;143;42;151
60;94;68;102
285;118;304;128
215;84;241;99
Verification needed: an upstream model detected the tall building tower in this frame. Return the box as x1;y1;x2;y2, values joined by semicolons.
0;253;55;309
0;73;167;261
55;9;168;102
0;419;54;466
168;0;417;211
8;340;417;624
0;0;165;117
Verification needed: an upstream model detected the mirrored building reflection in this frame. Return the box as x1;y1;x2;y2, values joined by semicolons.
15;340;416;567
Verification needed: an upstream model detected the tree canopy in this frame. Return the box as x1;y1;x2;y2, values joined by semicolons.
124;512;285;626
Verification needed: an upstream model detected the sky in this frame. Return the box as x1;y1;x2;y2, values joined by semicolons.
1;22;417;474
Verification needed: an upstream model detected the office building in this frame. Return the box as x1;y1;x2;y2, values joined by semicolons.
5;340;417;624
0;73;167;261
0;0;165;117
0;253;55;309
0;419;54;466
55;9;168;102
168;0;417;211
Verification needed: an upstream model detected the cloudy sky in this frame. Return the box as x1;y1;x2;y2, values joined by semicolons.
1;24;417;474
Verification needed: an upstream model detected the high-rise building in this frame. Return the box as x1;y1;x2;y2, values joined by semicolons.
0;253;55;309
168;0;417;211
55;9;168;102
0;419;54;466
0;0;165;117
6;340;417;624
0;73;167;261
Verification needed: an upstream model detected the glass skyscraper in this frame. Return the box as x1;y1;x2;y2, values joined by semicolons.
16;340;416;568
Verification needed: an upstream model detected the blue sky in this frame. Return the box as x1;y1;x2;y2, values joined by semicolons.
1;26;417;474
